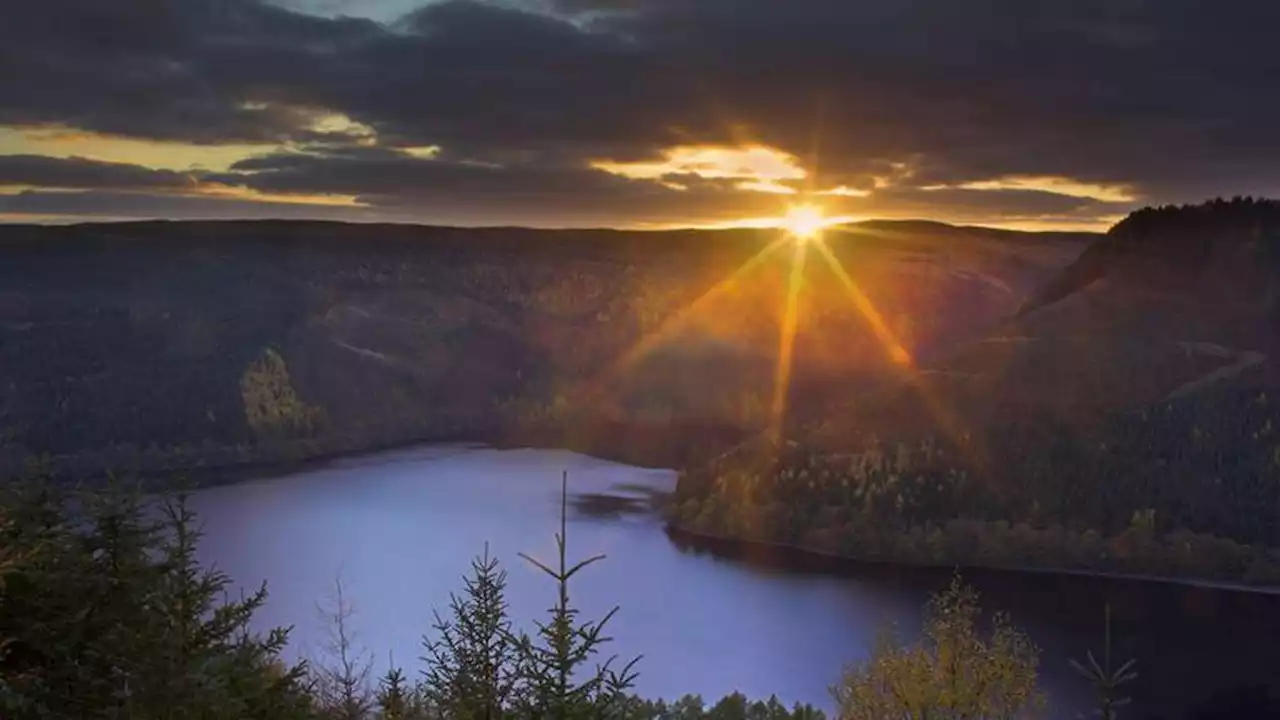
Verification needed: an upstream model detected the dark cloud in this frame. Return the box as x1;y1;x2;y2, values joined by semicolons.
0;149;1127;228
0;0;382;143
0;182;1122;230
0;189;375;221
3;0;1280;224
206;146;780;224
868;187;1129;227
214;147;641;198
0;155;200;191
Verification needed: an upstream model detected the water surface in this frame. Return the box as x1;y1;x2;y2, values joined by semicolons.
190;446;1280;718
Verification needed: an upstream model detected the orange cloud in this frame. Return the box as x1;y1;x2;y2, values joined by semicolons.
921;175;1137;203
818;185;871;198
0;126;277;172
591;144;808;184
591;144;893;200
190;184;364;207
961;214;1126;232
735;180;799;195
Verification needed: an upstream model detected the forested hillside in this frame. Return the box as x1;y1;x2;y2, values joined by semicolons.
0;219;1085;481
11;201;1280;585
674;198;1280;585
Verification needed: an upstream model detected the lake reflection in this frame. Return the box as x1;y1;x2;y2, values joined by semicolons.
190;446;1280;719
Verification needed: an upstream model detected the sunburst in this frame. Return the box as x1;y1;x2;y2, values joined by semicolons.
779;203;828;242
590;193;971;468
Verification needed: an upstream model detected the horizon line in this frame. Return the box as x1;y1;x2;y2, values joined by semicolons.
0;215;1110;236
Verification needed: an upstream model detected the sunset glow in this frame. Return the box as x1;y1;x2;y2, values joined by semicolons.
7;4;1280;709
779;204;829;242
5;0;1250;229
0;127;277;173
920;175;1138;203
591;145;808;184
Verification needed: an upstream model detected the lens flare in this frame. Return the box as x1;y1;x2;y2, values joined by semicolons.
780;203;826;242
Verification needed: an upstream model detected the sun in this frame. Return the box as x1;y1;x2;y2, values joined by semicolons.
780;203;827;242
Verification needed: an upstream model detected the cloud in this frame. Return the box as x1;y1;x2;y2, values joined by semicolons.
3;0;1280;226
591;145;807;183
205;145;783;225
0;190;375;224
0;0;385;144
0;155;200;191
819;186;872;199
0;147;1123;231
920;176;1138;203
735;181;799;196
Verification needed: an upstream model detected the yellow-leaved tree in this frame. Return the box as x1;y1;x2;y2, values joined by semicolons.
240;348;323;441
833;575;1044;720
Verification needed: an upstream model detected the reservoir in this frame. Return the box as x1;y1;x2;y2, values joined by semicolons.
190;446;1280;718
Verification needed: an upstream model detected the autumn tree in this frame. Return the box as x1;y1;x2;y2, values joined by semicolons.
241;347;323;441
833;574;1044;720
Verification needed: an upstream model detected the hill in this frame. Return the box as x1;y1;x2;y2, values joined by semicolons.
855;197;1280;436
673;198;1280;586
0;218;1088;480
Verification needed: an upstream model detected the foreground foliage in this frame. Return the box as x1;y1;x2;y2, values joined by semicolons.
0;479;830;719
0;481;314;719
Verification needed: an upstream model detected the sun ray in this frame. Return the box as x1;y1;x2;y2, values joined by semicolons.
809;238;912;367
811;234;985;466
592;234;791;390
769;236;809;438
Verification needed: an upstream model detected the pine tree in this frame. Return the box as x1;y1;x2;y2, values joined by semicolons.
0;490;30;715
511;471;640;720
421;543;518;719
0;484;314;719
0;479;89;717
55;482;161;718
145;494;315;720
377;662;427;719
1070;605;1138;720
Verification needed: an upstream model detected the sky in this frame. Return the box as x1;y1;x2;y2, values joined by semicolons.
2;0;1278;231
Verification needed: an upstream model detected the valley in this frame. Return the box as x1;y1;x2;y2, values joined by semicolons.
7;200;1280;590
0;218;1087;480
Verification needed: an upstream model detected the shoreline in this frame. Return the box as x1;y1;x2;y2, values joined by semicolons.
28;425;1280;598
28;418;745;492
196;437;1280;597
663;521;1280;597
